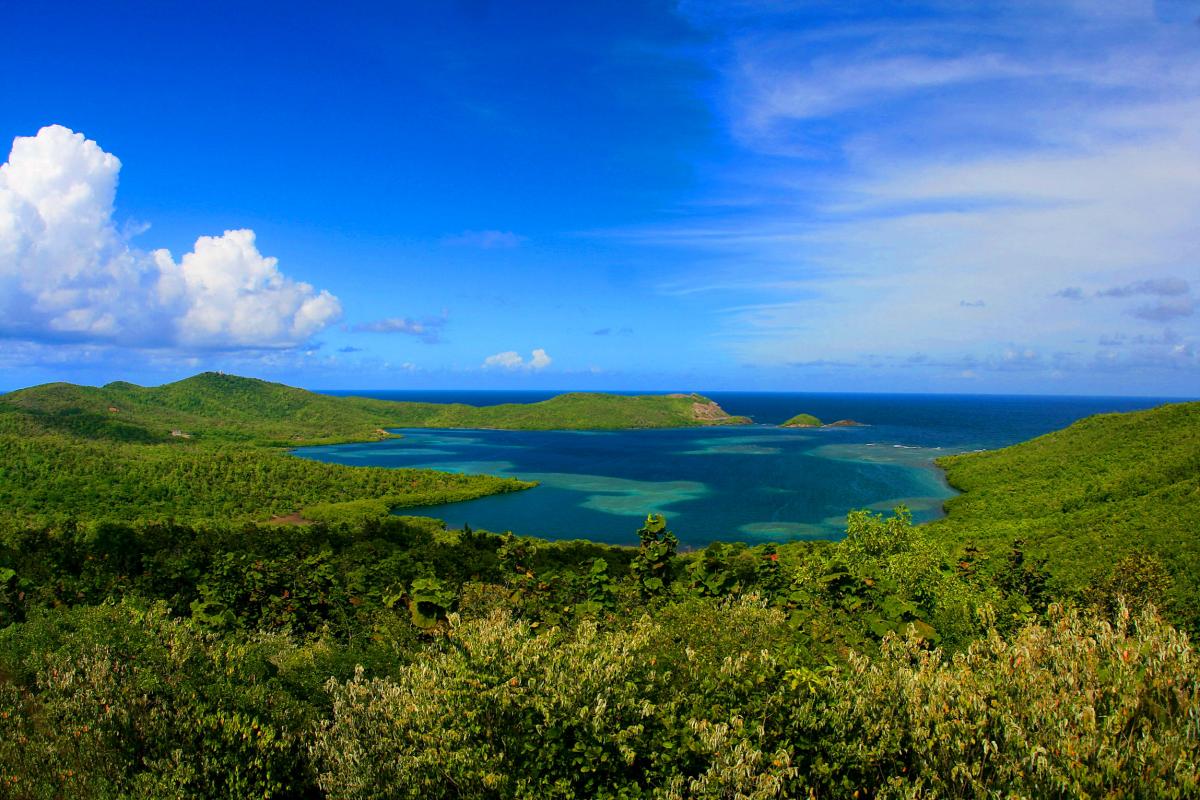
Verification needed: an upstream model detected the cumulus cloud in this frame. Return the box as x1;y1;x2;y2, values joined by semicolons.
482;348;552;370
352;315;446;343
0;125;340;350
442;229;526;249
529;348;552;369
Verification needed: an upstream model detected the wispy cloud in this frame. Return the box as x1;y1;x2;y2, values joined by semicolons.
1097;277;1190;298
646;1;1200;386
1130;297;1195;322
442;230;526;249
1094;277;1195;321
352;315;447;344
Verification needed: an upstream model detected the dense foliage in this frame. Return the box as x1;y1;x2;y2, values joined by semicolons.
781;412;822;427
933;401;1200;628
0;505;1195;798
0;379;1196;796
0;432;531;528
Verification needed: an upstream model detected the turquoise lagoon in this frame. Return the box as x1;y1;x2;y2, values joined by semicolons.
294;392;1171;547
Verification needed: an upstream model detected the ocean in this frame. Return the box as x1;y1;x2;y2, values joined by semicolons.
294;391;1177;548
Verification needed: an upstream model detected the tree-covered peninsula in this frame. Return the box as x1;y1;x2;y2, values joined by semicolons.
2;372;750;443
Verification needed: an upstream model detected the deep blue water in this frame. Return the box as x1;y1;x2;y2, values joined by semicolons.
296;392;1177;548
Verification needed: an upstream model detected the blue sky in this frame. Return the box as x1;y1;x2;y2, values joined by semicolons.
1;0;1198;395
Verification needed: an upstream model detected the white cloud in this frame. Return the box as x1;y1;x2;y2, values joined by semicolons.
482;348;552;371
0;125;340;350
483;351;523;369
529;347;552;369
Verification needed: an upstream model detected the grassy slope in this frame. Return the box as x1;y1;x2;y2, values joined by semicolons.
930;401;1200;616
0;374;749;443
781;413;822;428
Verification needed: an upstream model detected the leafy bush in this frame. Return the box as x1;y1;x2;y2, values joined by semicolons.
312;602;798;800
780;603;1199;798
0;602;313;798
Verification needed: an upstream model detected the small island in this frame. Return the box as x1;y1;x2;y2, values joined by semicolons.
780;414;868;429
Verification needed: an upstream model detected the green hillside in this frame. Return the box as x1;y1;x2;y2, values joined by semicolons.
0;373;749;445
1;373;408;446
0;373;540;527
0;433;531;527
930;401;1200;621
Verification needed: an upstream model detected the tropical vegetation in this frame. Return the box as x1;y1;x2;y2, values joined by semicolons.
0;376;1196;797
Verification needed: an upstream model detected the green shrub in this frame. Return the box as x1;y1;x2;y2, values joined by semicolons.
782;603;1199;798
0;602;313;798
312;601;798;800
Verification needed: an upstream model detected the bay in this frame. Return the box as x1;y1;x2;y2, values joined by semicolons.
293;392;1173;547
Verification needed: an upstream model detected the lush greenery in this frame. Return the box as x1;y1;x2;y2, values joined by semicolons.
932;400;1200;629
781;412;822;427
0;432;531;528
0;382;1196;797
0;508;1194;798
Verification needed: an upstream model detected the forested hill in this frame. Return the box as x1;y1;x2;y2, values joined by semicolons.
385;391;752;430
932;400;1200;623
1;372;402;446
0;372;749;445
0;373;538;527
